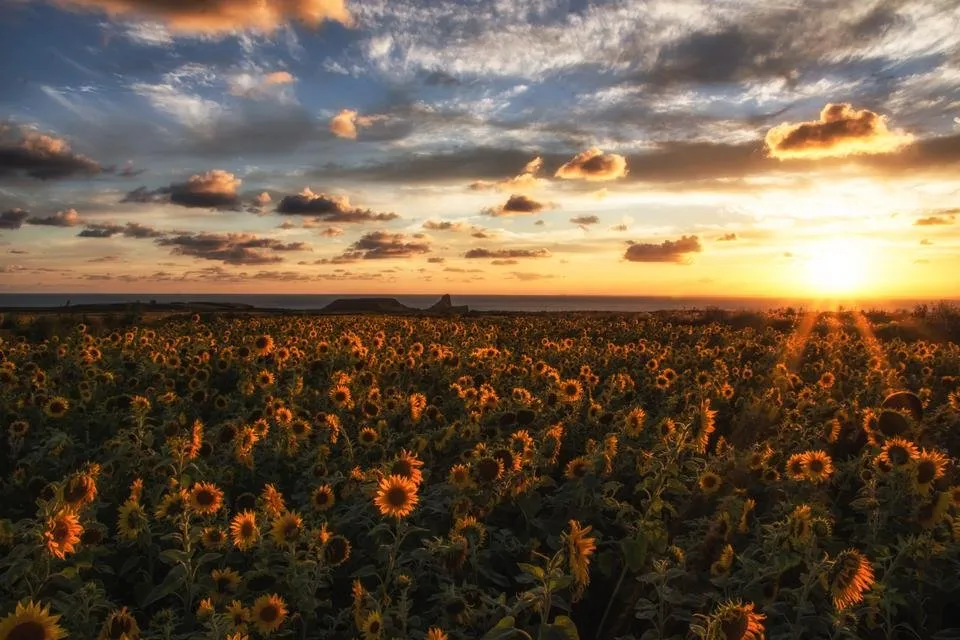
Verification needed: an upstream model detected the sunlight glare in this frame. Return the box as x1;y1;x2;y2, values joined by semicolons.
801;238;872;295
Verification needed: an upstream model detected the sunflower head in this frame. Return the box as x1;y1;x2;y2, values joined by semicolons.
99;606;140;640
828;549;875;610
373;475;419;519
0;600;67;640
251;594;287;635
707;599;766;640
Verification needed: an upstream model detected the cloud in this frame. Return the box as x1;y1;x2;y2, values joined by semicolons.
920;239;933;245
27;209;83;227
48;0;352;34
427;256;445;263
255;192;272;207
717;233;738;241
570;215;600;227
0;208;29;230
329;109;386;139
483;194;549;217
333;230;431;261
123;169;242;209
469;156;546;192
78;221;166;238
624;235;702;264
228;71;297;99
0;125;101;180
422;220;465;231
464;248;551;259
914;212;956;226
765;104;914;160
555;148;627;181
276;188;399;222
510;272;554;281
156;232;307;265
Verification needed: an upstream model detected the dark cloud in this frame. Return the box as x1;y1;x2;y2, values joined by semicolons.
717;233;738;241
765;103;913;160
647;26;793;86
913;209;960;227
156;232;308;265
0;208;29;230
510;272;554;281
276;188;400;222
464;248;551;259
0;125;101;181
570;215;599;226
78;221;166;238
423;70;461;86
46;0;351;33
491;259;518;265
555;148;628;181
332;231;431;261
27;209;82;227
427;256;445;263
122;169;242;209
624;235;702;263
422;220;466;231
484;194;549;217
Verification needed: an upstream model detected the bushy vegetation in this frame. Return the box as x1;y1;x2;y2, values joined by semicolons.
2;311;960;640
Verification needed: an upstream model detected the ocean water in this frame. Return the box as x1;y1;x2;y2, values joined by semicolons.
0;293;948;312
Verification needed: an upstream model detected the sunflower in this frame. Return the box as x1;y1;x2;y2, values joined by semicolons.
878;437;919;468
61;472;97;508
698;470;722;495
564;455;593;481
261;484;286;518
0;600;67;640
374;475;419;519
828;549;875;610
253;334;275;356
311;485;336;512
8;420;29;439
98;606;139;640
624;407;646;437
330;385;353;409
389;449;424;485
705;599;766;640
564;520;596;600
426;628;448;640
801;450;834;484
360;610;383;640
44;511;82;560
785;453;807;481
558;379;583;403
201;526;227;550
212;568;242;596
475;456;504;484
251;594;287;635
256;370;275;389
693;399;717;454
189;482;224;515
43;396;69;419
453;515;487;548
358;427;380;446
154;489;188;520
225;600;250;630
710;544;735;578
196;598;214;619
270;511;303;548
117;500;147;541
323;534;351;566
913;449;949;490
448;464;474;491
230;511;260;551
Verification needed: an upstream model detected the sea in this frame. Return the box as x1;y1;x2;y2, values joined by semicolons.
0;293;950;313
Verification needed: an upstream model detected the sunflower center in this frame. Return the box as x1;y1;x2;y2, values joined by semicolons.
9;620;50;640
917;461;936;484
196;490;214;506
808;460;824;474
259;605;279;623
386;487;409;507
719;612;748;640
240;522;255;537
392;460;412;477
888;446;909;466
108;617;133;637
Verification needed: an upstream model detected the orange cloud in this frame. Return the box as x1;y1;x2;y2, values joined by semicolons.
329;109;384;139
50;0;351;34
624;235;702;263
469;156;546;193
765;103;914;160
555;148;627;181
483;194;550;217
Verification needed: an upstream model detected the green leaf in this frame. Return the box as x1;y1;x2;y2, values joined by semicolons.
541;615;580;640
481;616;517;640
517;562;545;581
159;548;191;565
350;564;378;579
141;563;187;607
621;534;648;572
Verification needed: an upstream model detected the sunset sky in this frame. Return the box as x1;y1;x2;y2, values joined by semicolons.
1;0;959;299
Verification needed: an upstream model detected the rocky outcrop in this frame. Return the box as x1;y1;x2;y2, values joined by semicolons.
320;295;468;315
427;294;468;314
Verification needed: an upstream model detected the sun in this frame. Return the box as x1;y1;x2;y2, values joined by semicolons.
801;238;872;295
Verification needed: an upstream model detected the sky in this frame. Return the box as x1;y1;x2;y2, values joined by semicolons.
1;0;959;299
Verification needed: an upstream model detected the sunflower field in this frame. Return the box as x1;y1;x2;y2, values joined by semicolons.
2;310;960;640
